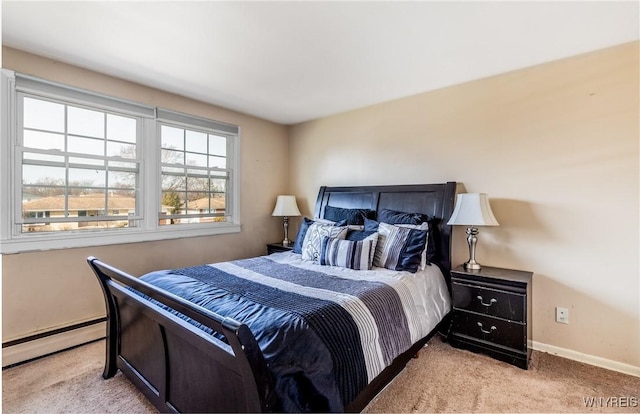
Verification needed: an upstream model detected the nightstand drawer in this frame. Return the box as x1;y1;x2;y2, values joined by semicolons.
452;311;526;352
452;282;525;322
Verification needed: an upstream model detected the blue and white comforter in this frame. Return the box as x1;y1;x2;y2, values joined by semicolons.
140;252;450;412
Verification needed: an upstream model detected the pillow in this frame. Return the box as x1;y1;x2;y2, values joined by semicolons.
320;233;379;270
423;219;440;265
293;217;346;254
315;217;347;226
364;218;380;232
301;222;348;263
346;229;377;241
323;206;375;226
402;222;430;270
293;217;314;254
373;222;428;273
394;220;439;267
367;217;437;268
377;208;428;226
316;218;363;231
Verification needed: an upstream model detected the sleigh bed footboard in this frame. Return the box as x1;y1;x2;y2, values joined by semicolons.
87;257;274;413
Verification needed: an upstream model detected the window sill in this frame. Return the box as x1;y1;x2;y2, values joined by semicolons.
0;223;241;254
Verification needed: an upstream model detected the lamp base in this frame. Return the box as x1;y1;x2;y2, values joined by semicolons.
282;216;291;247
464;260;482;271
465;227;482;271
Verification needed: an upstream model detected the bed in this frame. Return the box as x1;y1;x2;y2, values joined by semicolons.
87;182;457;413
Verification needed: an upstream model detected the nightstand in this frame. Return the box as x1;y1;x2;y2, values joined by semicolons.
266;243;293;255
448;265;533;369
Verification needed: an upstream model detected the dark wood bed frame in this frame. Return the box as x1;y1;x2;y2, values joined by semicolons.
87;182;457;413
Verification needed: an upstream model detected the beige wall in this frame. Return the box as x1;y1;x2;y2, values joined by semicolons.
3;42;639;370
2;47;289;342
289;42;640;367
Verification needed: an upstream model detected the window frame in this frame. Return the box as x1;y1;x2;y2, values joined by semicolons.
16;92;144;231
0;70;241;254
156;111;235;227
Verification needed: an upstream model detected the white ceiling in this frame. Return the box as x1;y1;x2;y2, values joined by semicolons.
2;1;639;125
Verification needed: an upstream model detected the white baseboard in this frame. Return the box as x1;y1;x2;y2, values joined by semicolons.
2;322;105;367
531;340;640;378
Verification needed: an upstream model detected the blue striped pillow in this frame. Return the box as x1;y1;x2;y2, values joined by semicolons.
320;233;379;270
373;222;428;273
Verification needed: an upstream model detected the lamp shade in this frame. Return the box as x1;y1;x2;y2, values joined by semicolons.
272;195;301;217
447;193;499;226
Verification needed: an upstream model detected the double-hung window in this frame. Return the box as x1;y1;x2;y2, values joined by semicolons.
0;71;240;253
19;95;142;233
157;109;234;226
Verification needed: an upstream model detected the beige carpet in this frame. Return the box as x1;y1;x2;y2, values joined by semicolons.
2;340;156;413
364;337;640;413
3;336;639;413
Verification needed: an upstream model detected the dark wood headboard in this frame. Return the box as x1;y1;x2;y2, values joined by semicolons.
314;182;457;278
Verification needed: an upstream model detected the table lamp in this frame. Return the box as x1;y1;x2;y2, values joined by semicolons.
447;193;499;270
272;195;301;246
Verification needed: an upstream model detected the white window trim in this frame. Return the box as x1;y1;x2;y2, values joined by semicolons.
0;69;241;254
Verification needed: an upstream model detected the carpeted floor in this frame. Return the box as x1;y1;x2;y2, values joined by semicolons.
2;340;156;414
3;335;639;413
364;337;640;413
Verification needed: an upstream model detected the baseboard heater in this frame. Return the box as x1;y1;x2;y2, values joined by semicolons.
2;317;106;368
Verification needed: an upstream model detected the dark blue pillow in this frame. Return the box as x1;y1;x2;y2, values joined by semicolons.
424;219;440;265
345;230;377;241
364;218;379;232
324;206;375;226
393;227;429;273
293;217;314;254
377;208;428;225
376;210;440;265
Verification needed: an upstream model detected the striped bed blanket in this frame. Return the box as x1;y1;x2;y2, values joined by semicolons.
140;252;450;412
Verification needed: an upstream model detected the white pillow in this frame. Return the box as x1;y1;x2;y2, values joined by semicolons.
301;222;348;263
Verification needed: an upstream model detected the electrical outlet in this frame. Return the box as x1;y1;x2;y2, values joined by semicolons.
556;307;569;324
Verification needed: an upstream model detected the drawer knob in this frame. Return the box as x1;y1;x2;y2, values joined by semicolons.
477;295;497;307
477;322;497;334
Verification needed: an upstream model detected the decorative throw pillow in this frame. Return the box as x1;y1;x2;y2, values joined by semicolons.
422;219;440;265
324;206;376;226
293;217;314;254
320;233;379;270
301;222;348;263
373;222;428;273
364;218;380;232
377;208;428;226
345;229;377;241
368;216;436;269
394;222;430;270
293;217;347;254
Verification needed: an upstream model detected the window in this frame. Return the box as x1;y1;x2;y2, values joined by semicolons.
0;71;240;253
159;123;231;226
19;95;141;233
